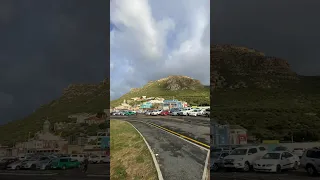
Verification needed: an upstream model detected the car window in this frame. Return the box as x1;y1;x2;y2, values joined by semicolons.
259;147;266;151
285;152;293;158
101;156;106;158
306;150;320;159
248;148;258;154
60;158;68;162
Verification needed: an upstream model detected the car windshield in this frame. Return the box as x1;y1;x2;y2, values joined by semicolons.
262;153;281;159
230;149;248;155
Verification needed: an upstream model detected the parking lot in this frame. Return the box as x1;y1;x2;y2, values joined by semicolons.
0;163;109;179
212;170;319;180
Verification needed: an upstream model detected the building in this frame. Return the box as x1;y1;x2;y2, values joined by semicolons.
140;102;153;109
15;119;68;155
210;120;247;146
68;113;93;124
229;125;248;145
84;116;106;125
163;99;183;110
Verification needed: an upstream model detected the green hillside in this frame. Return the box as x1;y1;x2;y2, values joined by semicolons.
0;80;109;146
111;75;210;107
211;45;320;142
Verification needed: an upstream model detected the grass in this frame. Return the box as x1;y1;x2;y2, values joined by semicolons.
110;120;158;180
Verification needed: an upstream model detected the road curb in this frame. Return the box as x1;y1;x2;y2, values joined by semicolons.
126;121;164;180
0;172;58;176
202;150;210;180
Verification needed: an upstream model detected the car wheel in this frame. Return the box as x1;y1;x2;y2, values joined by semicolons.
212;164;219;172
293;161;299;170
62;165;66;170
31;164;36;170
15;166;20;170
243;162;250;172
276;164;281;173
306;164;317;176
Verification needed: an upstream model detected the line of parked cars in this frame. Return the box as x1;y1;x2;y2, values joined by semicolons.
144;107;210;117
0;153;109;171
211;145;320;176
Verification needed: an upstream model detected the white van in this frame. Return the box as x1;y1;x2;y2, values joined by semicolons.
223;146;267;172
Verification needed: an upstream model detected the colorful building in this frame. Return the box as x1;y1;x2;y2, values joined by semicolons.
140;102;153;109
163;99;183;110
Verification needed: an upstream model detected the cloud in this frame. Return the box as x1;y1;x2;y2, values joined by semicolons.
110;0;210;100
0;92;13;108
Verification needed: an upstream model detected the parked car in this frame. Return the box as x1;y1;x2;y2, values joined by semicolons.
171;109;182;116
145;110;153;115
151;110;162;116
292;148;305;158
160;110;170;116
0;157;18;169
89;155;110;164
188;109;201;116
51;157;80;170
253;151;300;173
21;156;50;170
36;158;54;170
70;154;85;162
124;111;136;116
300;147;320;176
204;108;210;117
211;151;230;172
223;146;267;172
6;160;27;170
178;108;192;116
273;146;290;152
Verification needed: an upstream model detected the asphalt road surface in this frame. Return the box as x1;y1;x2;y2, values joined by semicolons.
129;120;209;180
0;164;109;180
211;171;319;180
112;115;210;145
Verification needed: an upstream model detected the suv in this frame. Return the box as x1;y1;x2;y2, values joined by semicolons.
300;147;320;176
223;146;267;172
204;108;210;117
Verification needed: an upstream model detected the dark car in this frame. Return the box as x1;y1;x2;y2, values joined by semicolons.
160;110;170;116
0;158;18;169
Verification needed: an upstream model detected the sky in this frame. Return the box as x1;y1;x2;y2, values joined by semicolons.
110;0;210;100
212;0;320;76
0;0;109;125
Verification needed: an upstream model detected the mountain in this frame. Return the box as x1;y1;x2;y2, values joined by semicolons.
111;75;210;107
0;79;109;146
211;44;320;141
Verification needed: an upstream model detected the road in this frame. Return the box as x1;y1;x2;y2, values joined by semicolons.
0;164;109;180
112;115;210;180
113;115;210;145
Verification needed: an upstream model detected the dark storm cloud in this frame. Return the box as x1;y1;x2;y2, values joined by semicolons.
0;0;109;124
211;0;320;76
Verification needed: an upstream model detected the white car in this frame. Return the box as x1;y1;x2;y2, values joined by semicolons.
188;109;201;116
223;146;267;172
151;110;162;116
179;108;193;116
70;154;85;162
89;155;110;163
21;156;50;169
6;160;26;170
300;147;320;176
36;159;54;170
171;110;182;116
253;151;300;173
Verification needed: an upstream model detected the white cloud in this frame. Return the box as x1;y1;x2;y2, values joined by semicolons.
110;0;210;100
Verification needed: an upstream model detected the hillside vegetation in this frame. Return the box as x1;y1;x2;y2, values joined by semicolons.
211;45;320;142
0;80;109;146
111;75;210;108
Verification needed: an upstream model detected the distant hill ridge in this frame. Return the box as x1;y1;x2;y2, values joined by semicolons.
211;44;299;90
111;75;210;107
